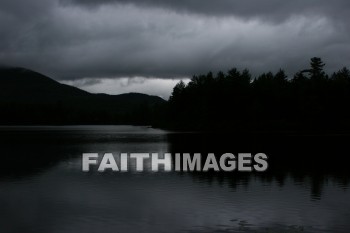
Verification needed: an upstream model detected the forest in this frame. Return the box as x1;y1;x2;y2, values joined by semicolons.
158;57;350;132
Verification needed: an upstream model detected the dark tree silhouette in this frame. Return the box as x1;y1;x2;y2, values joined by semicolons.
163;57;350;132
310;57;326;79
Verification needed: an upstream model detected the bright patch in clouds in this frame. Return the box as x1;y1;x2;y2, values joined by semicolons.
62;77;190;99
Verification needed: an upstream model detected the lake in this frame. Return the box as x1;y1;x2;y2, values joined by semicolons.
0;125;349;233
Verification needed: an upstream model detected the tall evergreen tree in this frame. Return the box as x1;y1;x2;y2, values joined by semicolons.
309;57;326;79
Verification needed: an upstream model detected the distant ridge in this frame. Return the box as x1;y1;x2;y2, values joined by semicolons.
0;67;165;125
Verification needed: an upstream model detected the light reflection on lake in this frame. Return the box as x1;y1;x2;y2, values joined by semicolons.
0;125;349;233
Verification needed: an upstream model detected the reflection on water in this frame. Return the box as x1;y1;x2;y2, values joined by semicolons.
0;126;349;233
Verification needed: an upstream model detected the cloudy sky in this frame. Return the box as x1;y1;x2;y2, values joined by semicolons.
1;0;350;98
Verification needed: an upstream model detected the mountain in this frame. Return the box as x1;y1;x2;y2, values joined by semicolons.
0;67;165;125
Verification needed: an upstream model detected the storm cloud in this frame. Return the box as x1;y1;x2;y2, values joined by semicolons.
63;0;350;23
1;0;350;95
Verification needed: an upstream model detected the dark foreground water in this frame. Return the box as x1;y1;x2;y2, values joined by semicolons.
0;126;350;233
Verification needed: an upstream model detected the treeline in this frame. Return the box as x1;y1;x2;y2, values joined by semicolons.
158;57;350;132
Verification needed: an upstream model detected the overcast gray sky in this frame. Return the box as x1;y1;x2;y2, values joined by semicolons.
1;0;350;98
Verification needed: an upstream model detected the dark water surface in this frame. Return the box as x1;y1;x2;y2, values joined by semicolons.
0;126;350;233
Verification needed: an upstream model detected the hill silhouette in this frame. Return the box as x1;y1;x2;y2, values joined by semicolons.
2;58;350;132
0;67;165;125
